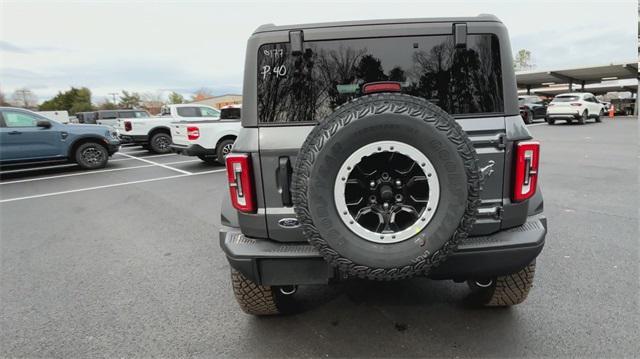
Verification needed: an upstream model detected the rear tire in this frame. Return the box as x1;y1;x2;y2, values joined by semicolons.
468;261;536;307
149;132;172;154
595;110;603;122
215;138;235;165
546;117;555;125
577;110;587;125
75;142;109;169
230;269;292;316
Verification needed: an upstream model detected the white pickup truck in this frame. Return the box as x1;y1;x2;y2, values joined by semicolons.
116;104;221;153
169;105;241;164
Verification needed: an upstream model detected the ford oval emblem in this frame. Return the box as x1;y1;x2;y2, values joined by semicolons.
278;218;300;228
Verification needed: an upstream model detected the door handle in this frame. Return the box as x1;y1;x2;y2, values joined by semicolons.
278;156;292;206
8;131;21;135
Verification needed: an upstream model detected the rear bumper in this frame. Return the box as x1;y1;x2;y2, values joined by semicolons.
170;143;215;157
546;112;580;119
219;215;547;286
119;134;148;144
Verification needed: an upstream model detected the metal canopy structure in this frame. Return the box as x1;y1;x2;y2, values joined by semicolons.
517;82;639;96
516;62;639;91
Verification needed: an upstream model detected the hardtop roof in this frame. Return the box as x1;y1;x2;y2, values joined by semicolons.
253;14;501;34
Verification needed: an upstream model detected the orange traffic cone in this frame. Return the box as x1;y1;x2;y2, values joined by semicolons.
608;105;615;118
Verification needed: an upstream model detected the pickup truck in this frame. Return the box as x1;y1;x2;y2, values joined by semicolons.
169;105;241;164
1;107;120;169
116;104;220;153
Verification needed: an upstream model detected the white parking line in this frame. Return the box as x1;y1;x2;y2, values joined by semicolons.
119;149;150;155
0;159;202;185
0;153;181;174
526;123;547;127
115;152;191;175
0;163;78;174
110;153;177;162
0;169;226;203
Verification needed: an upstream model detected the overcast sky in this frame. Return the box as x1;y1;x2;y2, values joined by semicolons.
0;0;637;103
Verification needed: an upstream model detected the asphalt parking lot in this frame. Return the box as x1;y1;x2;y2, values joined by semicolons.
1;116;638;357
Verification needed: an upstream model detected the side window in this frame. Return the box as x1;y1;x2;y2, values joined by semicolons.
3;110;42;127
118;111;135;118
176;107;201;117
101;111;117;119
199;107;220;117
135;111;149;118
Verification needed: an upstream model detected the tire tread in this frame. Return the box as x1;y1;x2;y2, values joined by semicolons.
484;262;536;306
230;269;281;315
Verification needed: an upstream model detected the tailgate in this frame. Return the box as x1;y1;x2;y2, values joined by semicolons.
115;119;126;132
170;123;190;146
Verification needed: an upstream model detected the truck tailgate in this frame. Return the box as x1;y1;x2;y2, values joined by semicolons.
170;123;191;146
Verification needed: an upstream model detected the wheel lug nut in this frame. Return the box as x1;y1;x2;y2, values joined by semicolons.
395;179;401;187
370;181;376;188
383;202;390;210
395;194;403;202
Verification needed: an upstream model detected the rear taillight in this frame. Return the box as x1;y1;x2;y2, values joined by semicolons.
124;121;132;131
225;153;256;213
570;103;582;106
187;126;200;140
513;141;540;202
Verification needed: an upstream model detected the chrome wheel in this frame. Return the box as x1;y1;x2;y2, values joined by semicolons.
81;146;104;165
222;143;233;156
154;135;171;150
334;141;440;244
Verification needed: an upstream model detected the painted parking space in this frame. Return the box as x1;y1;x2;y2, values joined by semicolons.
0;145;226;203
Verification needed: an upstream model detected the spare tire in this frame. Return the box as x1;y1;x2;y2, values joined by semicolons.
292;93;480;280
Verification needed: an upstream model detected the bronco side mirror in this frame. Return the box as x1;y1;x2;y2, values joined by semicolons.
36;120;51;128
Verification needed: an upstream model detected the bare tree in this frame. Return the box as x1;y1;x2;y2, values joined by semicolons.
11;88;38;108
513;49;535;71
141;91;166;108
191;87;214;102
0;87;10;106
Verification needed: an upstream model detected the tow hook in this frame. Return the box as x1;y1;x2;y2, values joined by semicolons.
474;279;494;288
279;285;297;295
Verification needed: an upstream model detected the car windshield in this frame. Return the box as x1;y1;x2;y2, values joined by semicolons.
553;96;579;102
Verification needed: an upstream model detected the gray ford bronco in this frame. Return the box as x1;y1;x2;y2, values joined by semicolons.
220;15;546;315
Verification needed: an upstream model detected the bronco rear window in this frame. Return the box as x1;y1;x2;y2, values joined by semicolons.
257;34;503;124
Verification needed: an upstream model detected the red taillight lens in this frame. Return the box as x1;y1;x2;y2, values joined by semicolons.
187;126;200;140
362;81;402;94
124;121;132;131
513;141;540;202
570;103;582;106
225;153;256;213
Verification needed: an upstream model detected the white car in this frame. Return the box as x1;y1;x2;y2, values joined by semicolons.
545;92;604;125
116;104;220;153
169;105;241;164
